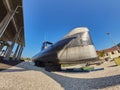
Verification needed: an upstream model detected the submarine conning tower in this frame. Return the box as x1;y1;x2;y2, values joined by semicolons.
58;27;98;63
63;27;93;46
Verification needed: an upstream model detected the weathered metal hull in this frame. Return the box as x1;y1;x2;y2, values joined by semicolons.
58;45;97;64
32;27;98;71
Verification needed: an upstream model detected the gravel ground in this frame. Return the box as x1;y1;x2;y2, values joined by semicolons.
0;62;64;90
0;61;120;90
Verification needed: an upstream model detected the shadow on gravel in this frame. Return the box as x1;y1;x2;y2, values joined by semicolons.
1;62;120;90
108;65;117;67
39;70;120;90
0;57;23;71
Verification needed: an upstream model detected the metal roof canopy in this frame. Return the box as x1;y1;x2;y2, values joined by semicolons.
0;0;25;46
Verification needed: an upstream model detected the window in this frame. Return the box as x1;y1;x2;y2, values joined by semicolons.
118;50;120;53
111;51;114;54
106;53;108;56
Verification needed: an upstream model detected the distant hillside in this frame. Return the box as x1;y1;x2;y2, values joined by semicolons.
117;43;120;47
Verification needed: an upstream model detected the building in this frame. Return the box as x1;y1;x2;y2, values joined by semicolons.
0;0;25;60
97;46;120;59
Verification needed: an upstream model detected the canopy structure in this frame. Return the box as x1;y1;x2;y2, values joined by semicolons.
0;0;25;60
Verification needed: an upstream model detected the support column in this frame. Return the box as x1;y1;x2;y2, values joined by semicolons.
0;43;4;51
0;50;5;56
12;44;19;60
16;46;23;60
18;47;23;60
3;46;9;56
4;42;16;60
4;27;22;60
16;46;22;60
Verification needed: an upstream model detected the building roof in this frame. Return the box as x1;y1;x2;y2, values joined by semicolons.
98;46;120;53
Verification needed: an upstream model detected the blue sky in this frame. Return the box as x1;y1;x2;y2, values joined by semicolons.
22;0;120;58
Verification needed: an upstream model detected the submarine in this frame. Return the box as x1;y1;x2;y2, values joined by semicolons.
32;27;98;71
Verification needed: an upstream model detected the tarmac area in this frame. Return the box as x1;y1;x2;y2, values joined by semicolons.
0;60;120;90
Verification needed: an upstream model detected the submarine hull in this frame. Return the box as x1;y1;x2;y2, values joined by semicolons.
32;27;98;71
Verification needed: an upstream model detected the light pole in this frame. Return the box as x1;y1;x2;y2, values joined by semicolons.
106;32;120;51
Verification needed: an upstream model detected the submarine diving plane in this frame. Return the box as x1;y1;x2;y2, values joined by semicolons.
32;27;98;71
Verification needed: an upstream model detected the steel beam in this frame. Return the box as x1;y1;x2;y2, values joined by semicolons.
4;0;18;32
3;0;22;40
0;10;13;37
0;5;22;38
